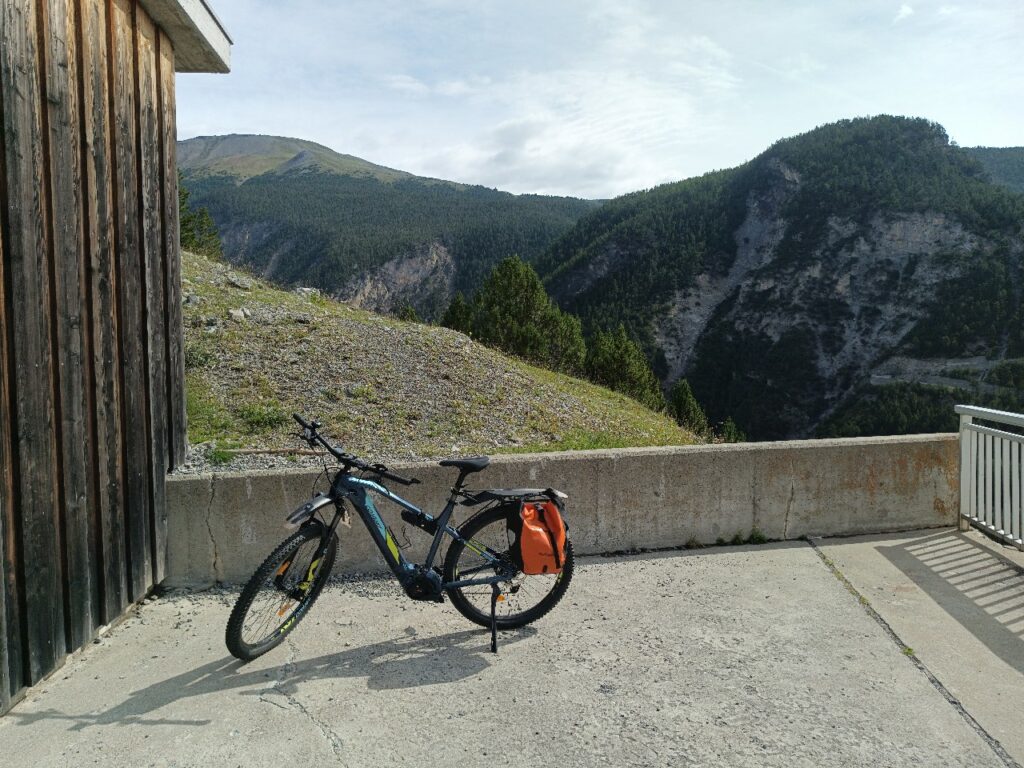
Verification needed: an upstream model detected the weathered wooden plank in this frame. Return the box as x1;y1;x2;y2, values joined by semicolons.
80;0;127;623
158;31;186;471
0;0;66;683
134;5;168;585
110;0;152;599
0;102;16;711
42;0;99;652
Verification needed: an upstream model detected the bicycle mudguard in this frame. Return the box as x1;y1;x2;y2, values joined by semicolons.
286;493;335;526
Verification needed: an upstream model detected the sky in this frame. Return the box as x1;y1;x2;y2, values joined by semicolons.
177;0;1024;199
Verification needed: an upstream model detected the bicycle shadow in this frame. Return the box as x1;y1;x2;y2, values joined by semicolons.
6;625;535;731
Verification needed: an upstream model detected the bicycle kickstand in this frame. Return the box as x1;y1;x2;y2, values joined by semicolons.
490;583;499;653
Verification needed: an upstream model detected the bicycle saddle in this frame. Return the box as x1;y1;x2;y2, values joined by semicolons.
439;455;490;473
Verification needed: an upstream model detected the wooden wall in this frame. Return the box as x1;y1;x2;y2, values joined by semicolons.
0;0;186;714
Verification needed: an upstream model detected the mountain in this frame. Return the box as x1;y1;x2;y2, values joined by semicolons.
177;134;414;183
537;116;1024;440
178;134;597;319
964;147;1024;195
179;249;694;472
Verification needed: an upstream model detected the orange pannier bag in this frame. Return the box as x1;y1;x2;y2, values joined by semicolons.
519;501;567;575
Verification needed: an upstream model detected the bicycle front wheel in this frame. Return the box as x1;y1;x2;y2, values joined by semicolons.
225;524;337;661
443;505;574;629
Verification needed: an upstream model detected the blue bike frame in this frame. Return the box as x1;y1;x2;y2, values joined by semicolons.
329;472;510;591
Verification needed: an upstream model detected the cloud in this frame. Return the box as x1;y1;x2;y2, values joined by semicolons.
382;74;430;96
435;76;492;97
387;2;742;195
781;53;827;80
894;4;915;22
176;0;1024;198
411;50;735;196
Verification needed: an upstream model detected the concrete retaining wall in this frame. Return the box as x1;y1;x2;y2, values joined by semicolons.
165;434;959;586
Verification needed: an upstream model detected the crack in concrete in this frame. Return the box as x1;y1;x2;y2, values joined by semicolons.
259;638;348;764
257;692;288;711
807;538;1022;768
204;475;222;583
783;478;796;540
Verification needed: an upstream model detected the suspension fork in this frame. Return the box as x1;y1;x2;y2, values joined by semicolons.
283;506;346;589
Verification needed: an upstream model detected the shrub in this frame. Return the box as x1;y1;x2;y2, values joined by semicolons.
237;401;288;433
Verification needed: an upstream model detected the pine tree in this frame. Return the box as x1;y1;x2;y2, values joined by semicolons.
179;172;223;259
718;417;746;443
397;303;421;323
669;378;708;436
441;292;474;334
468;256;585;374
540;310;586;375
585;325;666;411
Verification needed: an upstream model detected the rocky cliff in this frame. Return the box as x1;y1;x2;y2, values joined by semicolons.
540;116;1024;439
336;241;456;319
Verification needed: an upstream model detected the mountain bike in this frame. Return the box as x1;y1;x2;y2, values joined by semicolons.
225;414;574;661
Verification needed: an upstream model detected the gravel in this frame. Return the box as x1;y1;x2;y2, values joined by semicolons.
178;251;693;475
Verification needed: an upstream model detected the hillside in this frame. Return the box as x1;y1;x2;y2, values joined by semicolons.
177;134;413;183
537;116;1024;439
965;147;1024;195
179;250;695;472
178;135;597;320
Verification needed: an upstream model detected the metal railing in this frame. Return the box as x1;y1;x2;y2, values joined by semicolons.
957;405;1024;550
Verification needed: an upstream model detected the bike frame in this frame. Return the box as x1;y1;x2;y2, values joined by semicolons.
324;470;510;592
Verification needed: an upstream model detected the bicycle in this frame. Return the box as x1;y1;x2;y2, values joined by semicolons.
225;414;574;661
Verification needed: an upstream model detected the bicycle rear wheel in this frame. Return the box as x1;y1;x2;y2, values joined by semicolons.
225;523;337;661
443;505;574;629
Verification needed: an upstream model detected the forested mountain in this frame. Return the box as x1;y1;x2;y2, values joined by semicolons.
537;116;1024;440
178;135;597;319
964;147;1024;195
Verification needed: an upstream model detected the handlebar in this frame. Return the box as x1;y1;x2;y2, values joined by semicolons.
368;464;419;487
292;413;320;431
291;413;420;486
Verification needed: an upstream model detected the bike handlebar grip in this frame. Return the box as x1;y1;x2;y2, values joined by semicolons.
292;413;310;429
380;469;418;486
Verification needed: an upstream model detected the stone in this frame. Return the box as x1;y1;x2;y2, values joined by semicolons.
228;274;253;290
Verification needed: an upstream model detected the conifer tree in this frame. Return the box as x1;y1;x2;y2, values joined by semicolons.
669;378;709;436
397;303;421;323
454;256;586;374
441;292;474;334
585;325;666;411
718;417;746;443
179;172;223;259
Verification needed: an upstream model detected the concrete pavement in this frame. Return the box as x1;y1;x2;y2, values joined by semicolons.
819;528;1024;765
0;536;1018;767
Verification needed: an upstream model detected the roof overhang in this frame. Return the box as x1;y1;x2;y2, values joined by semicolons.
138;0;232;73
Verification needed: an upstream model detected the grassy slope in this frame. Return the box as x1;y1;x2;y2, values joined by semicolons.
181;251;695;461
